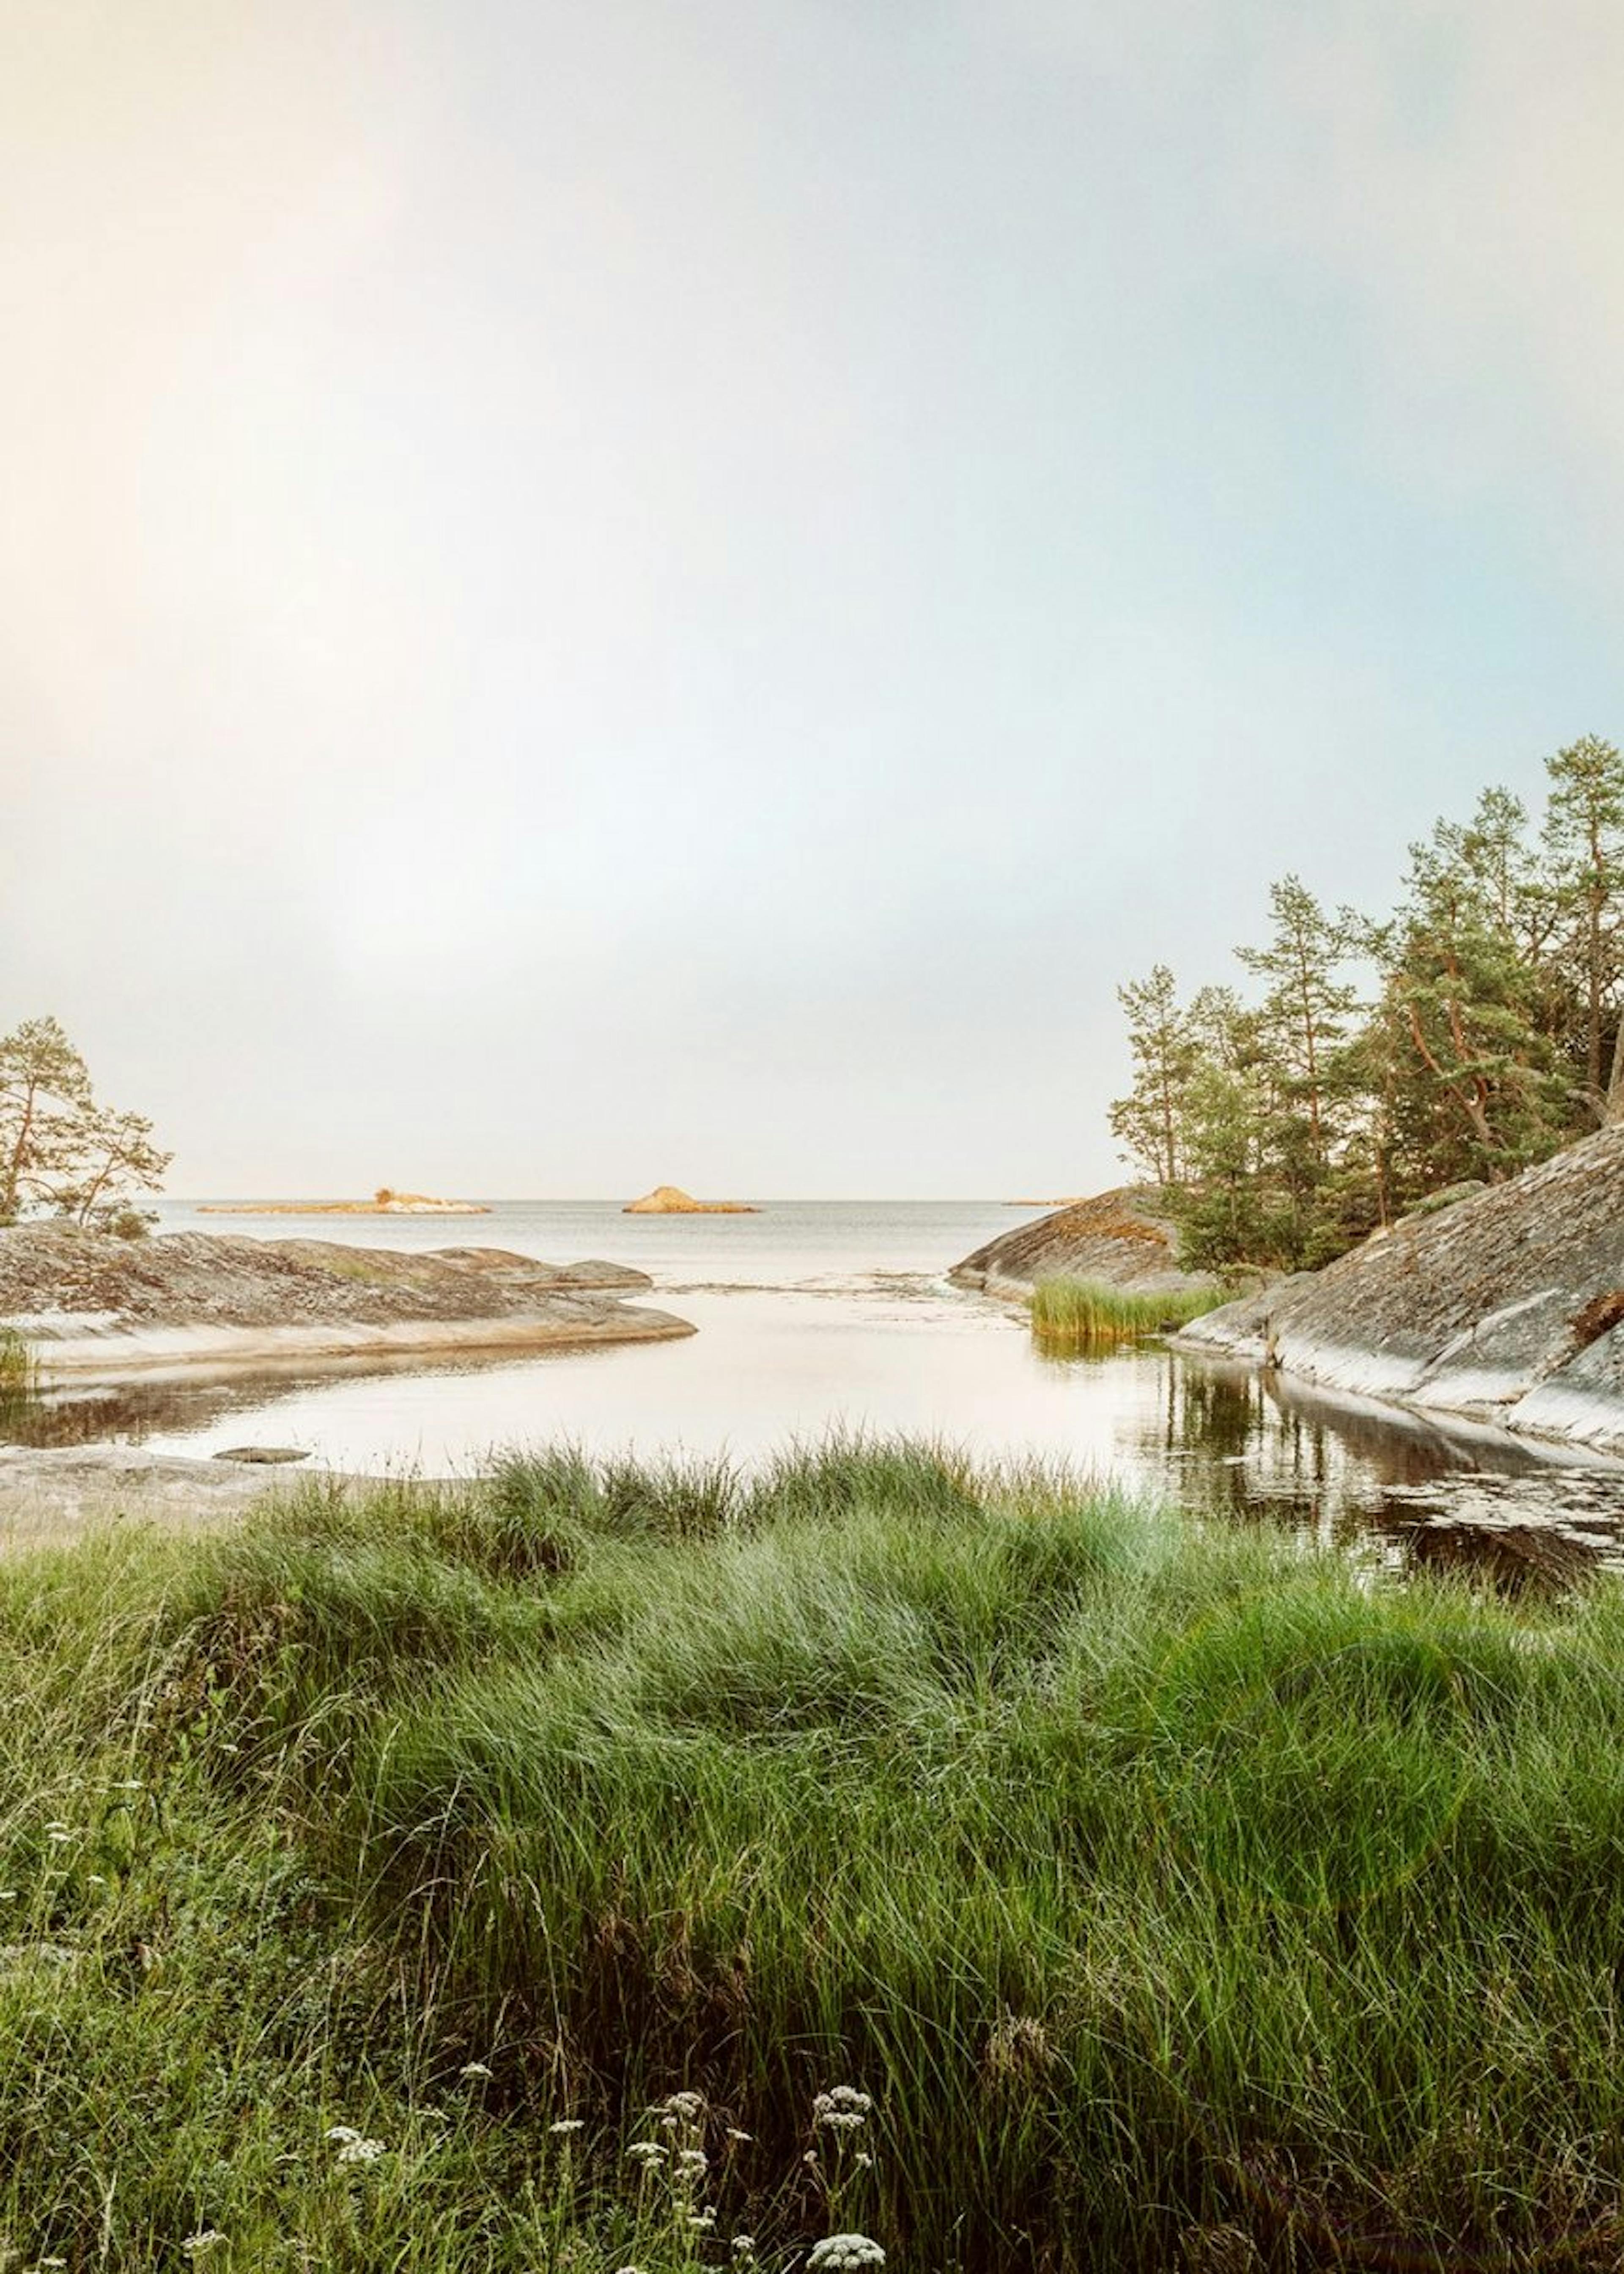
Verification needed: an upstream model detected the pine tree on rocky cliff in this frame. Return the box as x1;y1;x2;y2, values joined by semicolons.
0;1016;170;1229
1541;735;1624;1119
1108;965;1196;1185
1372;820;1567;1185
0;1017;94;1224
1235;876;1361;1166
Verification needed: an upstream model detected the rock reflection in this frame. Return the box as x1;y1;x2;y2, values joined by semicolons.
0;1347;552;1453
1120;1348;1624;1590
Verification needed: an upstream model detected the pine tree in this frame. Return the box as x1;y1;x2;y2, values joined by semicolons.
1373;820;1567;1186
0;1017;171;1229
0;1018;94;1224
1541;735;1624;1117
1235;877;1361;1165
1108;966;1195;1185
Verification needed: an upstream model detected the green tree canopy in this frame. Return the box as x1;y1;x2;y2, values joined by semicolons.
0;1016;171;1230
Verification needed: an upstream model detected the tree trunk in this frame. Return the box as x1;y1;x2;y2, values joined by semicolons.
1608;1018;1624;1125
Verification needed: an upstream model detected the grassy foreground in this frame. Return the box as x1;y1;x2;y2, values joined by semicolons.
1029;1276;1224;1349
4;1442;1624;2271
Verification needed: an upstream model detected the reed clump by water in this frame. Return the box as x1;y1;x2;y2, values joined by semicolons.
3;1439;1624;2269
1030;1272;1224;1347
0;1327;38;1437
0;1326;36;1400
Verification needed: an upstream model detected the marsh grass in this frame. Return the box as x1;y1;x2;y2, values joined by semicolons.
3;1441;1624;2269
0;1324;36;1407
1029;1274;1225;1349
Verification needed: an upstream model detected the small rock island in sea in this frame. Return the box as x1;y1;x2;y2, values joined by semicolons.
198;1187;490;1217
623;1185;760;1215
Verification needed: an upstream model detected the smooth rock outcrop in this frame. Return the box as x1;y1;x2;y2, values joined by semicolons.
1181;1126;1624;1456
0;1226;693;1373
623;1185;759;1215
950;1188;1221;1301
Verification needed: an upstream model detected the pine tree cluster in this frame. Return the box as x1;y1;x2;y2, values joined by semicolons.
1109;736;1624;1272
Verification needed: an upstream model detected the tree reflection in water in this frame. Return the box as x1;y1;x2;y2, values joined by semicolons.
1117;1347;1624;1593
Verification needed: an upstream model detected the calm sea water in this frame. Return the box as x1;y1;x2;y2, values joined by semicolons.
15;1198;1624;1577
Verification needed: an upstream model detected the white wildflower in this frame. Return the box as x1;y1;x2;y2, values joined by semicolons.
335;2137;387;2165
727;2127;753;2143
675;2146;708;2174
732;2239;757;2257
325;2126;362;2145
626;2140;667;2164
44;1832;71;1846
549;2118;585;2135
807;2237;885;2271
687;2209;717;2230
181;2233;226;2258
459;2061;493;2080
812;2087;872;2131
664;2089;705;2118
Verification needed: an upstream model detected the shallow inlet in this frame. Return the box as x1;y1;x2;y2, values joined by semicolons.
7;1196;1624;1583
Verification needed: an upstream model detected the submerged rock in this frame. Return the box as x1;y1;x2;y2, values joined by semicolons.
949;1188;1221;1301
1182;1125;1624;1457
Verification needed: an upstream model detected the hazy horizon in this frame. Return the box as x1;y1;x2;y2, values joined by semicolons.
6;3;1624;1200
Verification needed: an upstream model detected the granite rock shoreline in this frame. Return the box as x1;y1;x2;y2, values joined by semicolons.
0;1225;694;1374
1179;1125;1624;1459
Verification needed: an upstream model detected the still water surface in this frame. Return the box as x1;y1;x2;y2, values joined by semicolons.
16;1199;1624;1578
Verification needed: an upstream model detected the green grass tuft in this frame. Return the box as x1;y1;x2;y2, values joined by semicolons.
1030;1273;1226;1348
0;1325;37;1404
2;1444;1624;2269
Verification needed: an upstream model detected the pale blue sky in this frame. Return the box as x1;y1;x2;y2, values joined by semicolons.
3;1;1622;1195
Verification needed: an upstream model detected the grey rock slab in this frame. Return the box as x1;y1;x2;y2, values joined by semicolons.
1182;1126;1624;1455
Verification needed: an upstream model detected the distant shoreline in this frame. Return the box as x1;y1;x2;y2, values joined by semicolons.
198;1196;490;1217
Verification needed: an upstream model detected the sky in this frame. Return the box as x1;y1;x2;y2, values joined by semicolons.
3;0;1624;1198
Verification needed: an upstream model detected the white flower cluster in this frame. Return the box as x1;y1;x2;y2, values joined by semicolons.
807;2235;885;2270
549;2118;585;2136
460;2061;493;2081
812;2086;873;2135
326;2124;387;2166
181;2232;226;2258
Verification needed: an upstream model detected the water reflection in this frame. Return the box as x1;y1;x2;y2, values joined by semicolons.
0;1346;552;1451
1127;1351;1624;1589
6;1311;1624;1592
